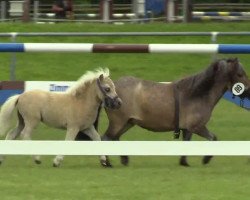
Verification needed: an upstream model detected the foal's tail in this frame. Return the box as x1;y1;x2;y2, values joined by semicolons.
0;95;20;137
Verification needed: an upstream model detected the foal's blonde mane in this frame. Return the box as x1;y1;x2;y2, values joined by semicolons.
66;68;110;95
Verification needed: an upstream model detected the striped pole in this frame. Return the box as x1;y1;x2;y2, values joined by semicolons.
1;43;250;53
193;11;250;16
193;16;247;21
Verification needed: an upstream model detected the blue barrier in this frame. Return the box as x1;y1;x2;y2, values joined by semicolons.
0;90;23;104
218;44;250;54
223;91;250;110
0;43;24;52
146;0;164;15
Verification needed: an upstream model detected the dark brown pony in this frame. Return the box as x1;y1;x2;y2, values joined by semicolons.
77;58;249;167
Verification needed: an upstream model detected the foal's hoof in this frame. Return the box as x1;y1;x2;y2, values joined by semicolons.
202;156;213;165
100;160;112;168
35;160;42;165
121;156;129;166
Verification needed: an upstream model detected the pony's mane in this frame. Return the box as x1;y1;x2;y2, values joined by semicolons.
175;59;222;97
66;68;110;95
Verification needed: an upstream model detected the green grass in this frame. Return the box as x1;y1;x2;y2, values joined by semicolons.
1;156;250;200
0;22;250;200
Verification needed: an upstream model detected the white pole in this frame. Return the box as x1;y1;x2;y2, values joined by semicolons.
0;141;250;156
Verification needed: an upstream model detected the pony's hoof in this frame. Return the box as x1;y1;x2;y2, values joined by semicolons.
179;160;190;167
202;156;213;165
35;160;42;165
121;156;129;166
100;160;112;168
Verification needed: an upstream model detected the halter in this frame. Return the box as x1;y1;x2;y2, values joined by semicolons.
97;78;108;97
96;78;119;105
227;61;247;107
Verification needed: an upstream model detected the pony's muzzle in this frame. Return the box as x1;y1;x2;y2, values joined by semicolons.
104;96;122;109
115;97;122;109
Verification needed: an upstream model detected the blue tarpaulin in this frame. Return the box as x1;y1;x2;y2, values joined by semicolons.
223;91;250;110
146;0;165;15
0;90;23;104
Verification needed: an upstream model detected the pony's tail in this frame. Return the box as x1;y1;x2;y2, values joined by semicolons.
0;95;20;137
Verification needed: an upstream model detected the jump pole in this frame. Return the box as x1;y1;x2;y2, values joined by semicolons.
1;43;250;53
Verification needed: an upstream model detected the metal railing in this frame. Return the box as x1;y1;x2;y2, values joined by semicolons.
2;2;250;23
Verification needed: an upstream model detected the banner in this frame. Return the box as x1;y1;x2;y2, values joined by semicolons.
25;81;75;92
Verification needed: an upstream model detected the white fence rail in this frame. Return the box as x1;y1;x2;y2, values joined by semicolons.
0;141;249;156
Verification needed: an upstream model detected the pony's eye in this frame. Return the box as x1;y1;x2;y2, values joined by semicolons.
105;88;110;92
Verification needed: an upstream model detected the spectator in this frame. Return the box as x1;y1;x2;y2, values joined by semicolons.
52;0;73;20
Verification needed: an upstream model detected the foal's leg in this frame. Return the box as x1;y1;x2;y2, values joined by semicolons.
53;127;79;167
19;120;40;164
179;129;192;167
194;126;217;165
83;126;109;167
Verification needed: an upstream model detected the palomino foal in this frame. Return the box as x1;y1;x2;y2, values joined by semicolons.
0;68;122;167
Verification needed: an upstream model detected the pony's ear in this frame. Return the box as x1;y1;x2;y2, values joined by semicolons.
230;57;238;61
227;57;239;63
99;74;104;81
228;58;239;72
213;61;219;72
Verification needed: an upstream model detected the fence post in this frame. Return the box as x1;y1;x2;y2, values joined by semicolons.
22;0;30;22
33;0;39;22
132;0;145;20
10;33;17;81
1;1;6;21
100;0;113;23
182;0;192;23
165;0;178;22
211;32;218;60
